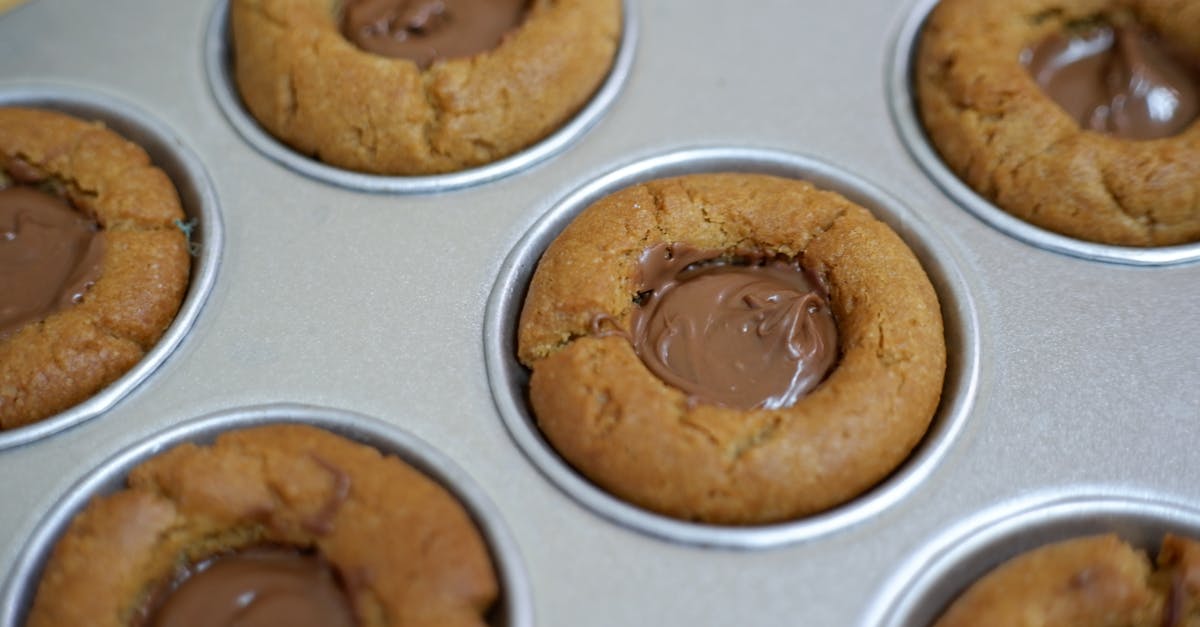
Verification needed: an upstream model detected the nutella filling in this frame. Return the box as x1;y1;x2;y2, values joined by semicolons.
0;184;105;339
342;0;529;69
597;243;838;411
142;547;356;627
1024;22;1200;139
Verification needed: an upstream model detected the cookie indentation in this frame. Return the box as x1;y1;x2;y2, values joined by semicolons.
613;243;838;411
1024;22;1200;140
140;547;356;627
0;185;105;339
342;0;529;69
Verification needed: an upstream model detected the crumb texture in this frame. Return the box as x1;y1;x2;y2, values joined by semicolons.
916;0;1200;246
517;173;947;525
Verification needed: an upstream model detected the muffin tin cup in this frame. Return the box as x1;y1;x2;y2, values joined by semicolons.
863;489;1200;627
0;402;533;627
0;82;223;450
203;0;639;194
887;0;1200;267
484;146;983;549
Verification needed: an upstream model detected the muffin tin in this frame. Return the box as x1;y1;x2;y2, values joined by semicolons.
1;0;1197;625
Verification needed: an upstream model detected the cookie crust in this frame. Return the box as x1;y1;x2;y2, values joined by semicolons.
0;108;190;429
25;424;499;627
934;534;1200;627
231;0;621;175
916;0;1200;246
517;173;947;525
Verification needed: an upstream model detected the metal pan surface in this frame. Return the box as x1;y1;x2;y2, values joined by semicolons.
0;0;1196;625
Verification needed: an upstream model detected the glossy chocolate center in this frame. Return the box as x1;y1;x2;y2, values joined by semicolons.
144;547;356;627
0;185;104;339
342;0;528;69
1024;23;1200;139
601;243;838;411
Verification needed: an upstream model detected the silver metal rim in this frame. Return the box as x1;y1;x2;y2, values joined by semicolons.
204;0;638;194
887;0;1200;266
483;145;983;549
862;488;1200;627
0;403;533;627
0;82;224;450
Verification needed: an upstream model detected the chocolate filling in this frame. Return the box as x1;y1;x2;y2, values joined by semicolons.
595;243;839;410
0;182;105;340
341;0;529;69
1023;21;1200;139
138;547;357;627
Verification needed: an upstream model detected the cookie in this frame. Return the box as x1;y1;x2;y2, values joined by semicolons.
231;0;621;175
24;424;499;627
916;0;1200;246
0;107;190;429
934;534;1200;627
517;173;946;525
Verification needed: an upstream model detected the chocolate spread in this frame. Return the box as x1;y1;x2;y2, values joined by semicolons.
143;547;356;627
0;185;104;339
1024;23;1200;139
600;243;838;411
342;0;528;69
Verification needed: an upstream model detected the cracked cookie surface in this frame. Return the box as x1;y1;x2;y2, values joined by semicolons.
0;107;190;429
231;0;621;175
25;424;499;627
916;0;1200;246
518;173;947;525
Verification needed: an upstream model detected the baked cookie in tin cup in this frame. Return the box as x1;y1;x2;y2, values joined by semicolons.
934;533;1200;626
0;106;190;432
3;404;529;627
516;170;948;526
866;492;1200;627
915;0;1200;247
229;0;622;176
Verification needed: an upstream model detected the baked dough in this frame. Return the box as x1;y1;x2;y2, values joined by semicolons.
25;424;499;627
518;173;947;525
0;107;190;430
934;534;1200;627
231;0;621;175
916;0;1200;246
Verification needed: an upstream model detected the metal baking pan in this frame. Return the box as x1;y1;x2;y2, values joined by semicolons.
1;0;1197;625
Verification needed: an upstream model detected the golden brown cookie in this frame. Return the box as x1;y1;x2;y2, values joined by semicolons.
25;424;499;627
517;173;947;525
231;0;621;175
934;534;1200;627
916;0;1200;246
0;107;190;430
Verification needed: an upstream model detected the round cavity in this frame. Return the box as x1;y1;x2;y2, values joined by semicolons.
483;146;982;549
887;0;1200;266
204;0;638;194
864;490;1200;626
0;83;223;450
0;403;532;627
